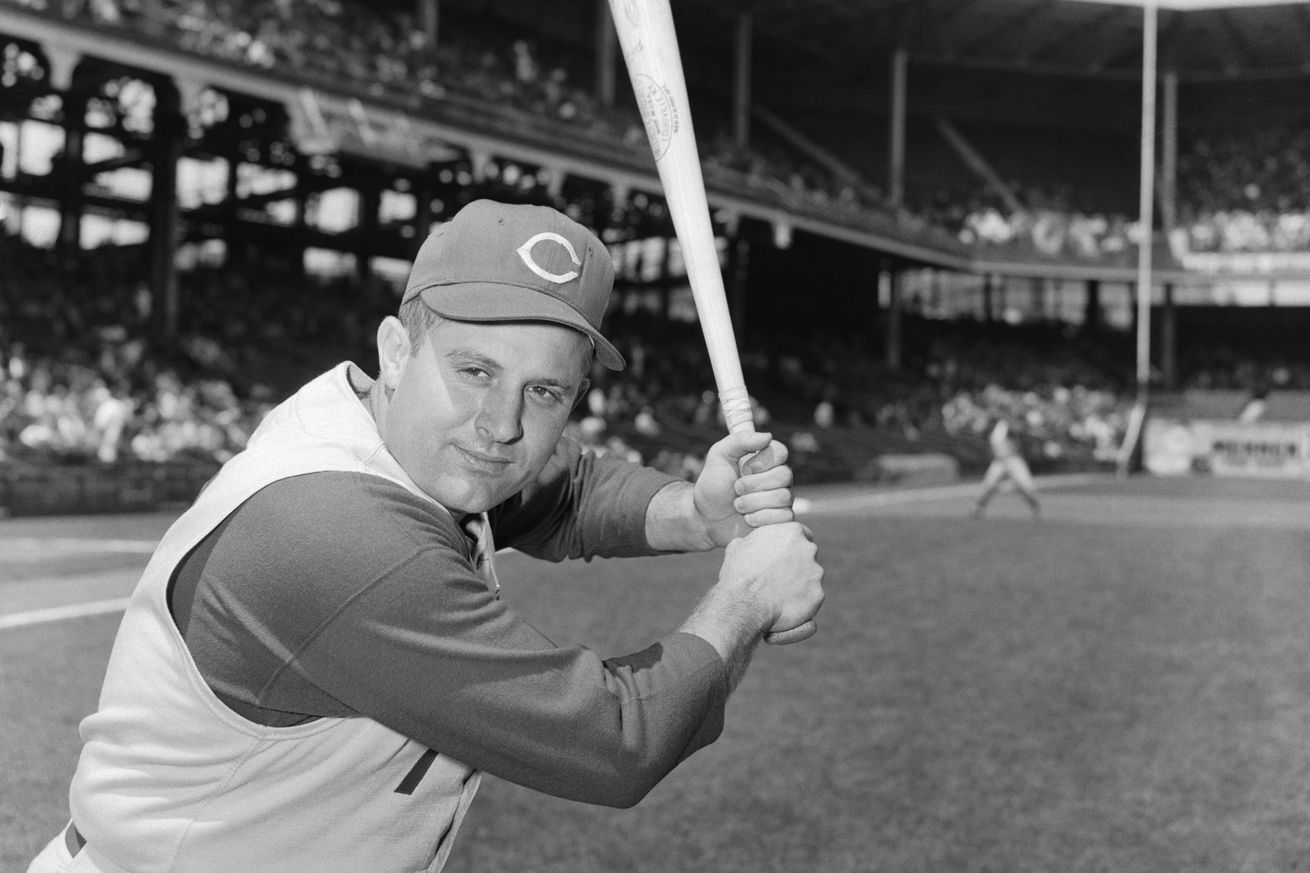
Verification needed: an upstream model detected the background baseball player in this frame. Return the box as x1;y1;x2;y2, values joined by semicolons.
972;413;1042;519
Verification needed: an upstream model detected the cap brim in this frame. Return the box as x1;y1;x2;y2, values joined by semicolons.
418;284;625;371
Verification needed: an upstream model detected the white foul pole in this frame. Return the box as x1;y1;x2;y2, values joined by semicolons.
1136;0;1158;396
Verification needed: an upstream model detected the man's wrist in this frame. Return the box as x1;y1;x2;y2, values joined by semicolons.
645;480;716;552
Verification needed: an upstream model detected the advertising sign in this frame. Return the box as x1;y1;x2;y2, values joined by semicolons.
1144;418;1310;479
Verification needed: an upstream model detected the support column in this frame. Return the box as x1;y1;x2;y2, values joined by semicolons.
412;165;435;253
417;0;438;46
1130;283;1140;350
595;0;617;109
57;90;88;286
1083;278;1102;334
1161;68;1178;239
1134;1;1159;398
725;216;748;339
149;78;183;347
1161;281;1177;390
733;12;752;149
356;181;381;300
982;274;994;322
885;268;902;370
287;165;309;298
888;46;907;208
224;147;242;272
659;234;673;321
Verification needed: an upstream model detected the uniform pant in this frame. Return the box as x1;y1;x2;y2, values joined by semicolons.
980;456;1035;493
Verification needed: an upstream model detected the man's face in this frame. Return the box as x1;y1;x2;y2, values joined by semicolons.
379;318;589;514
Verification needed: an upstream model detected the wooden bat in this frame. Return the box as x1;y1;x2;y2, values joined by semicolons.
608;0;815;646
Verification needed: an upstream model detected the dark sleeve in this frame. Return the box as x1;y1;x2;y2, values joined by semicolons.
185;472;728;809
490;435;680;562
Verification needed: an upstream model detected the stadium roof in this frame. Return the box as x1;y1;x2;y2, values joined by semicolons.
648;0;1310;135
1070;0;1306;9
451;0;1310;134
440;0;1310;85
689;0;1310;84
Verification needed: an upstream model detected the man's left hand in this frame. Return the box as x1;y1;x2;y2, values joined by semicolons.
694;431;795;548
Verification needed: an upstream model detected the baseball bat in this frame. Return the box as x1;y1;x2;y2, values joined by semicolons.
607;0;815;646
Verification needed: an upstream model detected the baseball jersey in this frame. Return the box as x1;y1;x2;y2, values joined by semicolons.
58;362;729;873
989;419;1017;458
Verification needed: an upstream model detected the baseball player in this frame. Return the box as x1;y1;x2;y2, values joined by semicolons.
972;413;1042;519
28;200;824;873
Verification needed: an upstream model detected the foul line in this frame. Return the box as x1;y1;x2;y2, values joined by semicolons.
795;473;1105;515
0;597;130;630
3;538;158;554
0;475;1107;630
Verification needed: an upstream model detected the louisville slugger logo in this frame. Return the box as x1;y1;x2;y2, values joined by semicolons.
516;232;581;283
633;74;679;161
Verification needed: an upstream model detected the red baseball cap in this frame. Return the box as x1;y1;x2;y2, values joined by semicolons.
402;199;625;370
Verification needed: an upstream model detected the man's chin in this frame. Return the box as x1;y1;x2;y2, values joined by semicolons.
426;481;516;516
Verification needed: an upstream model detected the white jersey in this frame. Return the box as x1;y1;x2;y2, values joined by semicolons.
988;419;1017;459
59;364;481;873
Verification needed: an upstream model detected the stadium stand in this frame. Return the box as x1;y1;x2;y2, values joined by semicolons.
4;0;933;241
5;0;1310;512
0;229;1134;513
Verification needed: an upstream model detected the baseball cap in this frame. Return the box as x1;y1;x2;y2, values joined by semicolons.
402;199;624;370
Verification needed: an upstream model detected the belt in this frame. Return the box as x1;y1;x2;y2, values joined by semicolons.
64;822;86;855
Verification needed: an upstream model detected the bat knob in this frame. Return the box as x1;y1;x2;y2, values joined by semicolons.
763;620;817;646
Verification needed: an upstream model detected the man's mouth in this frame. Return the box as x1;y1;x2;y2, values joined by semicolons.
456;445;513;470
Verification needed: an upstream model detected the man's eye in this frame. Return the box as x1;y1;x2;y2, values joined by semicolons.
529;386;563;403
458;367;490;380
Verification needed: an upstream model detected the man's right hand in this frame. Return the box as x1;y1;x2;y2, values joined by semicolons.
719;522;824;638
678;521;824;688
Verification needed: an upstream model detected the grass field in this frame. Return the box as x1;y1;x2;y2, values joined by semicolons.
5;475;1310;872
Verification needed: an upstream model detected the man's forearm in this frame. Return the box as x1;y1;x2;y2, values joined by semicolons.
644;480;717;552
675;584;770;693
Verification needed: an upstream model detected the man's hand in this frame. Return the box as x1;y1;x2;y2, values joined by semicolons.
693;431;795;548
678;521;825;688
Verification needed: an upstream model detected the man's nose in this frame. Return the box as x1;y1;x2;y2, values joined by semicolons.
475;385;524;443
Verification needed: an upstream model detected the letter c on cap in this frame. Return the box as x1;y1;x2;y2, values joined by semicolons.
517;232;581;284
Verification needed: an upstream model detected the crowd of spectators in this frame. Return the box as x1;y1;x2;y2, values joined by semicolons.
0;335;274;468
1173;123;1310;255
6;0;931;243
13;0;1310;264
925;119;1310;262
6;0;1307;484
565;314;1135;478
0;235;289;469
925;181;1145;264
0;227;1137;481
15;237;1308;485
1178;349;1310;393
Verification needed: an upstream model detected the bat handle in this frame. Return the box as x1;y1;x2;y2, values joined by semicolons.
719;385;755;435
718;386;819;646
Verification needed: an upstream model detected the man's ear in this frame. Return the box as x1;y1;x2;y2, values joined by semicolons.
376;316;412;391
572;378;591;412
